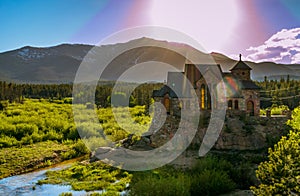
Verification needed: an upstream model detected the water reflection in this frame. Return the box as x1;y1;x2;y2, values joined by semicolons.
0;162;102;196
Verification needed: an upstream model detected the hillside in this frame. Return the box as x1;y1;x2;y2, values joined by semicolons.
0;38;299;83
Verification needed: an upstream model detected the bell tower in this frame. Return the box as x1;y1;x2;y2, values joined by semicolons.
230;54;252;80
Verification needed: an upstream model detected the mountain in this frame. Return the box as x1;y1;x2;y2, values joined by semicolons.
0;44;93;83
0;38;299;83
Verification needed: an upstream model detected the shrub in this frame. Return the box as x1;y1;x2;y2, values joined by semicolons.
0;101;9;110
230;162;257;189
61;149;77;160
188;156;236;194
0;123;16;137
192;156;233;175
31;131;44;143
270;105;289;116
129;172;190;196
15;124;38;140
65;126;79;140
63;98;73;104
43;130;63;141
260;109;266;116
20;134;33;145
129;157;236;196
72;140;90;155
190;169;235;195
0;135;18;147
11;109;23;116
287;106;300;130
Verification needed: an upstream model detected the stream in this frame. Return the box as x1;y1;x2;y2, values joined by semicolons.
0;159;103;196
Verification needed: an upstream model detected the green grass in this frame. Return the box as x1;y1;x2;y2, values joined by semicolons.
0;99;152;179
260;105;289;116
0;140;86;179
38;161;132;194
129;157;236;196
0;99;152;148
36;156;241;195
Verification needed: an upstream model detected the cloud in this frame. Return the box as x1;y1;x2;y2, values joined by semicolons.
246;28;300;64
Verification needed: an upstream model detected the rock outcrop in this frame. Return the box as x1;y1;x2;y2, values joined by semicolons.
148;114;289;151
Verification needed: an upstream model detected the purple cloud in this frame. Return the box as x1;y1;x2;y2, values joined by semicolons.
246;27;300;64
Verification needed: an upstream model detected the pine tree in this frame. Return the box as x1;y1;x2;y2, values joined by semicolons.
251;108;300;195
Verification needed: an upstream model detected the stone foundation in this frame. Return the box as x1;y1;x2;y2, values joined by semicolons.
147;114;289;151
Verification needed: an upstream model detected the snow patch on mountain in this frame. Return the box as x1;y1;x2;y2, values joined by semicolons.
16;48;51;60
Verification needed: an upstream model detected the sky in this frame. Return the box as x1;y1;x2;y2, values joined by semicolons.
1;0;300;64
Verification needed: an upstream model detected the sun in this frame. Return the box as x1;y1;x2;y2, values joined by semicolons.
149;0;240;52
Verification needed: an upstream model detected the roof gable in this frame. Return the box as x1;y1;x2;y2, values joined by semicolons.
230;60;252;71
230;54;252;71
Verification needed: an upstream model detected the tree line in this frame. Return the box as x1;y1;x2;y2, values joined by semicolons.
1;76;300;109
0;81;162;108
256;75;300;109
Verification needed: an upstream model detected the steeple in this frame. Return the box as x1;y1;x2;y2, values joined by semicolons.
230;54;252;80
230;54;252;71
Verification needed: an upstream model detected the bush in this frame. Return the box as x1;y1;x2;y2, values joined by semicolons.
61;149;77;160
231;162;257;189
72;140;90;155
189;156;236;195
287;106;300;130
129;157;236;196
65;126;79;140
31;131;44;143
260;109;266;116
20;134;33;145
190;169;235;195
0;101;9;110
129;172;190;196
14;124;38;140
0;135;18;147
43;130;63;141
0;123;16;137
268;105;289;116
192;156;233;174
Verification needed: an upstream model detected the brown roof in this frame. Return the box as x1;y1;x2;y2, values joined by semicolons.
240;80;261;90
153;72;192;98
230;60;252;71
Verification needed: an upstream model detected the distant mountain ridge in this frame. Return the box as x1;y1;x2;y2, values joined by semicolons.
0;38;299;83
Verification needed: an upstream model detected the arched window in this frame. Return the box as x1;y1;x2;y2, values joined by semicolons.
201;84;205;109
234;100;239;109
164;95;170;114
207;88;211;109
228;100;232;109
247;100;254;116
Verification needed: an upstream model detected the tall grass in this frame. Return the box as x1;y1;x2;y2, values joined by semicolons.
129;157;236;196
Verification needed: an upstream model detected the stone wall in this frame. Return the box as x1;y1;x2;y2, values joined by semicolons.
148;113;289;151
242;90;260;116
